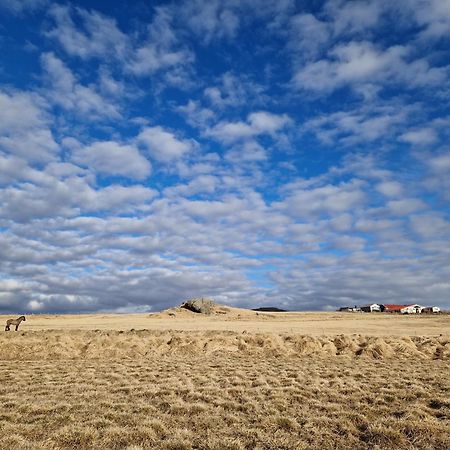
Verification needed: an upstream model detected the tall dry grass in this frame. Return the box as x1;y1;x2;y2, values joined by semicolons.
0;330;449;449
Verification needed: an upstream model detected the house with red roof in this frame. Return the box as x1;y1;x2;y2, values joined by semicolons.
384;304;424;314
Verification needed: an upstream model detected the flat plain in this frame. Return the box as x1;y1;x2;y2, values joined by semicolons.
0;309;449;449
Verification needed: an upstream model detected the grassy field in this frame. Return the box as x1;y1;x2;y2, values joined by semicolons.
1;308;449;335
1;311;449;449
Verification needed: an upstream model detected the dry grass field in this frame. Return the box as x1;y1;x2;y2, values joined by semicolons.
1;309;449;449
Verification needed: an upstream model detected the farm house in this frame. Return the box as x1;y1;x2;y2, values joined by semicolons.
423;306;441;313
384;304;424;314
361;304;382;312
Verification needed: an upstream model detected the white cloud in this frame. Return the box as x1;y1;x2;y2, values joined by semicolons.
408;0;450;40
128;7;193;76
129;44;191;76
41;52;121;120
288;13;330;60
204;72;265;109
375;181;403;198
137;126;194;162
0;91;46;132
292;41;447;93
0;174;157;222
207;111;292;143
279;180;366;218
325;0;382;35
304;103;411;145
46;4;129;60
225;141;268;163
427;151;450;173
410;214;450;238
400;128;438;145
0;90;58;162
71;141;151;180
176;0;293;44
0;0;47;14
179;0;240;43
176;100;216;129
387;198;426;216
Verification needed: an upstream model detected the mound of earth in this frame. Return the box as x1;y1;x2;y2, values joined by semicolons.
181;298;216;314
155;298;261;318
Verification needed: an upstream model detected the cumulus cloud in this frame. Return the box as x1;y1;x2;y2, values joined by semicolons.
288;13;330;60
207;111;292;143
0;0;47;14
71;141;151;180
40;52;121;119
400;128;438;145
128;7;193;76
375;181;403;198
0;90;58;162
427;151;450;173
46;4;129;60
304;104;412;145
292;41;447;93
137;126;195;162
324;0;382;35
279;181;366;218
204;72;265;109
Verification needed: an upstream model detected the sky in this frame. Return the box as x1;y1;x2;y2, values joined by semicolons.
0;0;449;314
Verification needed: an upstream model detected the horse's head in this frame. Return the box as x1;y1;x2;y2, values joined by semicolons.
20;316;26;321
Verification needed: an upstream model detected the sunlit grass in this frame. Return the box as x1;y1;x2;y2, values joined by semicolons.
0;330;449;449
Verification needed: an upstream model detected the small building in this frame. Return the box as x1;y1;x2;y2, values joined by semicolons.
361;303;382;313
338;306;361;312
384;304;423;314
402;304;424;314
423;306;441;314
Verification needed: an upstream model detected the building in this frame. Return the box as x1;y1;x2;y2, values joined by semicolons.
384;304;423;314
423;306;441;313
338;306;361;312
361;303;382;313
402;304;424;314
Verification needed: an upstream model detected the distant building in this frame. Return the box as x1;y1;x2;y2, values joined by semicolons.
423;306;441;314
384;304;423;314
402;304;424;314
361;303;382;313
338;306;361;312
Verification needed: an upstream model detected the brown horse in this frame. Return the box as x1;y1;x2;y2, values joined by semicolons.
5;316;26;331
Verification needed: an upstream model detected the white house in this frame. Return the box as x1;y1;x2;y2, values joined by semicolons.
423;306;441;313
400;304;424;314
361;304;382;313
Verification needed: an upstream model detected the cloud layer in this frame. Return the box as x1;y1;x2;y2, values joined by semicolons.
0;0;449;313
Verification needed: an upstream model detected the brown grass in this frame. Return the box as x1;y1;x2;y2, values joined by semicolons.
1;310;448;335
1;312;449;449
0;329;449;449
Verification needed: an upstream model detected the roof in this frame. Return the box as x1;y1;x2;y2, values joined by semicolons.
384;304;408;311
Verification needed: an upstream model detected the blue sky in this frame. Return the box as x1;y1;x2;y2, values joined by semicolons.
0;0;449;313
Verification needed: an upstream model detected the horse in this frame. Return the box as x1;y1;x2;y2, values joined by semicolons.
5;316;26;331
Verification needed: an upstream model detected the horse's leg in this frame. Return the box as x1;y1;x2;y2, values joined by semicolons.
15;325;19;331
5;325;9;331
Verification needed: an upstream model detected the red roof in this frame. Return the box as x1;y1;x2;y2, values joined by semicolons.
384;304;408;311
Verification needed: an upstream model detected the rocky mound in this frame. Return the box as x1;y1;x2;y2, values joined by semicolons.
156;298;251;318
180;298;215;314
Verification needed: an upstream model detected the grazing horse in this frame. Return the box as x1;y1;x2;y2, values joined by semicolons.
5;316;26;331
